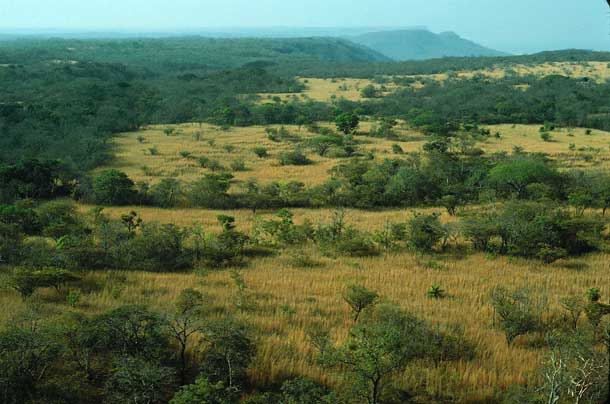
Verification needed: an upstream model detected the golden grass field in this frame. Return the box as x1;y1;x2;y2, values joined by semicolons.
256;62;610;103
2;243;608;402
258;77;398;103
102;121;610;191
397;61;610;85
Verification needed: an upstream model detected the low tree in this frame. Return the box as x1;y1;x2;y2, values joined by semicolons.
490;286;545;345
316;304;470;404
171;377;237;404
200;318;255;391
335;112;360;135
92;169;136;205
343;284;379;322
407;213;448;253
168;289;206;384
105;355;175;404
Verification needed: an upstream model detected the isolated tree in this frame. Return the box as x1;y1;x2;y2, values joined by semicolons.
490;286;544;345
168;289;206;384
316;304;464;404
343;285;379;322
335;112;360;135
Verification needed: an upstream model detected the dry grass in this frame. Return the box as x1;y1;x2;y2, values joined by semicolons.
101;122;430;187
102;122;610;193
2;248;608;401
258;77;397;103
480;124;610;170
398;61;610;85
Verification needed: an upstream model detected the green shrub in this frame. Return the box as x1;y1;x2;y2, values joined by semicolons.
407;213;447;253
279;148;312;166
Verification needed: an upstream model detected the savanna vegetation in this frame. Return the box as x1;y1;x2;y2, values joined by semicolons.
1;36;610;403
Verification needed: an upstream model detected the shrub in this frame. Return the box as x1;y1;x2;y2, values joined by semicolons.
171;378;237;404
279;148;312;166
490;286;545;345
360;84;380;98
230;159;247;172
253;146;268;158
343;285;379;322
91;169;136;205
188;173;234;209
427;285;446;299
407;213;447;253
391;143;404;154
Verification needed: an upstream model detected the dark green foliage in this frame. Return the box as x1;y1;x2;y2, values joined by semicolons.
360;84;380;98
343;285;379;322
5;267;79;299
200;318;255;390
37;200;84;239
150;178;183;208
0;325;62;404
253;146;268;158
92;169;136;205
129;223;190;271
279;148;312;166
171;378;238;404
105;355;175;404
94;305;170;358
0;203;41;235
490;286;545;345
486;158;560;199
189;173;234;209
335;112;360;135
407;213;447;253
0;159;74;203
463;202;604;261
280;377;337;404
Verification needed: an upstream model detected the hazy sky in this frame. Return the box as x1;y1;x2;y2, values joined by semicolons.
1;0;609;54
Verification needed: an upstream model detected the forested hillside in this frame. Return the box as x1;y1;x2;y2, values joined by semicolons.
350;29;507;60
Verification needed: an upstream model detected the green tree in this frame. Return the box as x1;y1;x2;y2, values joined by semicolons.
151;178;183;208
168;289;206;384
200;318;255;390
486;158;559;199
335;112;360;135
92;169;136;205
171;377;237;404
105;355;175;404
343;285;379;322
490;286;544;345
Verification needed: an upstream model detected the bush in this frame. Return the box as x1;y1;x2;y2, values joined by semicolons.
490;286;545;345
253;146;268;158
91;169;136;205
188;173;234;209
279;148;312;166
230;159;248;172
407;213;447;253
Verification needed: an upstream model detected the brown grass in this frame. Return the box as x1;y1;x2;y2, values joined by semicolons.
3;248;608;401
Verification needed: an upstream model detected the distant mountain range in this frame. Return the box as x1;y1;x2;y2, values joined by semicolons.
349;29;508;60
0;28;509;63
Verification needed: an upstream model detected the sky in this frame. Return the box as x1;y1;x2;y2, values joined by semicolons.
1;0;609;54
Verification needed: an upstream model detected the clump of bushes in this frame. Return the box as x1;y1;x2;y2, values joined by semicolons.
279;148;312;166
